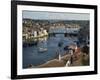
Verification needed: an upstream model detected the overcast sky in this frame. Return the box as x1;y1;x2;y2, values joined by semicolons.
22;11;90;20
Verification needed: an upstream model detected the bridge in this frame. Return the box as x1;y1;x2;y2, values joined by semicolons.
48;27;79;37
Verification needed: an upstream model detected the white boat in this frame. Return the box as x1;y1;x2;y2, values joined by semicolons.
38;47;47;53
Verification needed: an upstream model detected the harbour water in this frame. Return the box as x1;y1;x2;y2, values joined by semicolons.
23;34;78;68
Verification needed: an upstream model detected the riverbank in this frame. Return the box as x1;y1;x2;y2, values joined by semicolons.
26;51;89;68
36;51;89;68
37;54;70;68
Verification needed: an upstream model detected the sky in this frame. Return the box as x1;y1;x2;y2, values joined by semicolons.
22;11;90;20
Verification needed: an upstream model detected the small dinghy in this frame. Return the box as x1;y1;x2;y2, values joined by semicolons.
38;47;47;53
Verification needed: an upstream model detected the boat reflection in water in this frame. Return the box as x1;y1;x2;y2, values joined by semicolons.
38;36;48;53
37;29;48;53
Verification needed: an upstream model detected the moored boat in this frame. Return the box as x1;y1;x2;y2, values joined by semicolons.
38;47;47;53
